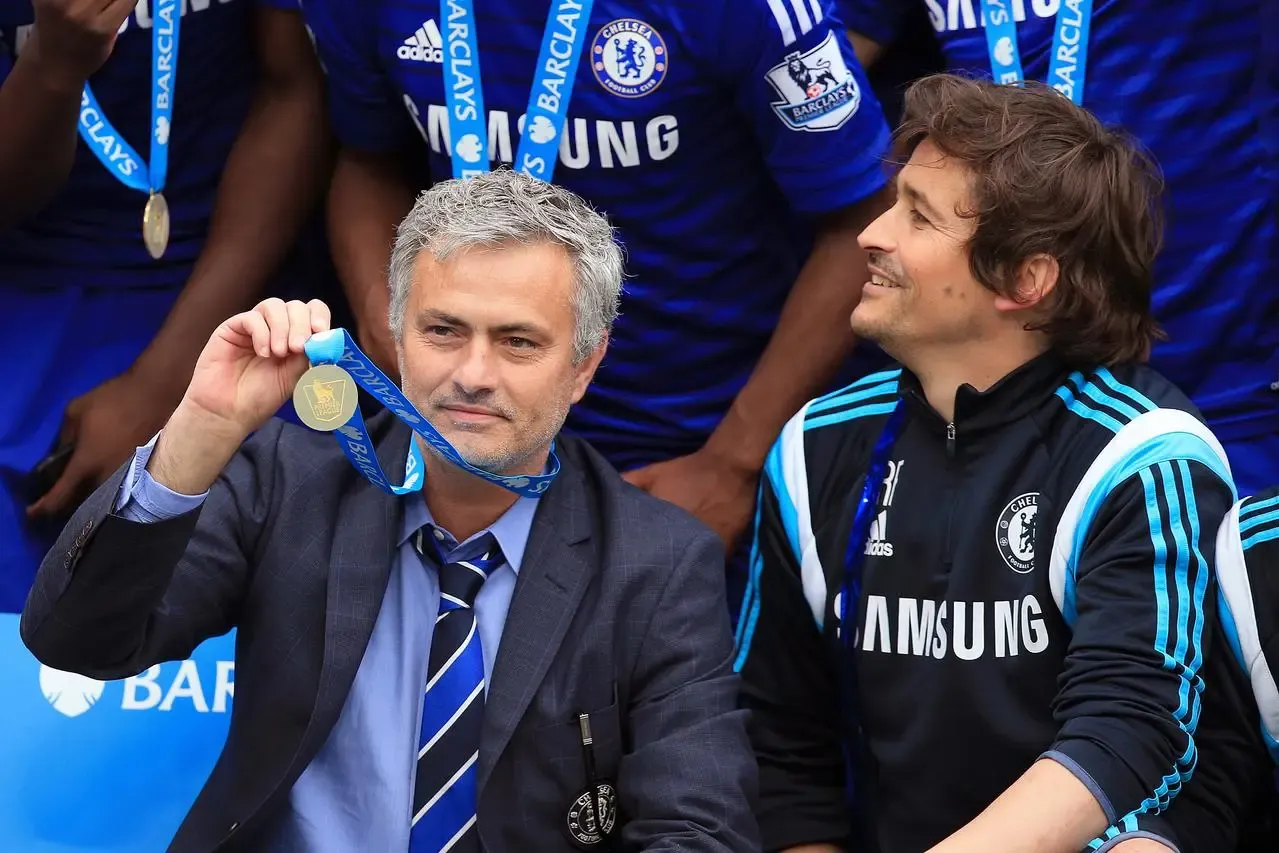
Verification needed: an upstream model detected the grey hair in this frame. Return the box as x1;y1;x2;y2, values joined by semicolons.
387;170;623;362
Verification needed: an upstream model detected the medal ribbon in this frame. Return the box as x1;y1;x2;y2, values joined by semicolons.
302;329;559;499
441;0;595;181
838;399;906;809
78;0;179;196
980;0;1093;105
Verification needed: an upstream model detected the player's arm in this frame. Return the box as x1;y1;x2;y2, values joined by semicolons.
26;2;332;519
736;417;851;853
128;3;331;404
929;458;1236;853
834;0;914;68
0;0;136;226
702;1;893;490
299;0;417;380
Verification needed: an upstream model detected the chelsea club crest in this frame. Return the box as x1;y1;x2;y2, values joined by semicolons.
591;18;668;98
566;781;618;847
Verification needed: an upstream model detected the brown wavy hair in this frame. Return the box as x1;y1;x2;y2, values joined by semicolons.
894;74;1165;366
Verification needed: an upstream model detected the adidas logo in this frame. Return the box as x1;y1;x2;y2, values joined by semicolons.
864;510;894;557
398;19;443;63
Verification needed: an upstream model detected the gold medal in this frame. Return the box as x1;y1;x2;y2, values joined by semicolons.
293;364;359;432
142;192;170;260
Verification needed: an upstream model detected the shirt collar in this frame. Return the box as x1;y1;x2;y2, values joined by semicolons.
397;486;541;574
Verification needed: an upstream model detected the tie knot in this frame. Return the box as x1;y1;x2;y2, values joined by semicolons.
417;529;503;609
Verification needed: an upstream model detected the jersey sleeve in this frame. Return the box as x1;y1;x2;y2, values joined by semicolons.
1045;458;1235;839
734;412;850;852
833;0;914;45
296;0;411;150
706;0;892;215
1215;487;1279;761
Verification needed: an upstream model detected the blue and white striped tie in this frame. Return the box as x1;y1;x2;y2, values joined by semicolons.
410;529;502;853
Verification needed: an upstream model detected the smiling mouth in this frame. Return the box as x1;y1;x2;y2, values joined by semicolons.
868;273;902;289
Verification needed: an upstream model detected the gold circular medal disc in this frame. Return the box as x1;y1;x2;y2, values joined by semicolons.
294;364;359;432
142;192;171;260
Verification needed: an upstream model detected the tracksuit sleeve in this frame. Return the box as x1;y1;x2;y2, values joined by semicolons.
1045;460;1234;835
734;426;849;852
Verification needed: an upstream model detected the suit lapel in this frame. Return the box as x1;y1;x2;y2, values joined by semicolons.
478;450;594;793
295;417;407;764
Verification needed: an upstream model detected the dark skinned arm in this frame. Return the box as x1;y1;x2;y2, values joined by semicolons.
0;0;136;227
625;192;890;548
703;195;888;473
28;4;333;519
326;147;417;379
130;4;333;402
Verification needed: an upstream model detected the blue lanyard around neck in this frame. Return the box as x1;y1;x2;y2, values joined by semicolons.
302;329;559;499
979;0;1093;105
440;0;595;181
78;0;180;194
838;399;906;805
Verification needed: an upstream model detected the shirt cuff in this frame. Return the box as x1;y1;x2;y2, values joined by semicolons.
114;432;209;522
1091;831;1179;853
1042;749;1117;824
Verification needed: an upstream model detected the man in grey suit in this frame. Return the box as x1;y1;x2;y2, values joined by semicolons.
21;171;760;853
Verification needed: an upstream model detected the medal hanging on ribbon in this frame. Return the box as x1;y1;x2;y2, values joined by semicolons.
78;0;180;259
441;0;595;183
979;0;1093;105
296;329;559;499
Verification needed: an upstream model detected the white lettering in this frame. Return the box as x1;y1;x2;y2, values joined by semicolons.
597;120;639;168
159;659;208;712
896;597;937;656
1022;594;1050;653
122;665;164;710
953;601;985;660
419;107;681;170
862;594;893;653
860;595;1052;660
213;661;235;712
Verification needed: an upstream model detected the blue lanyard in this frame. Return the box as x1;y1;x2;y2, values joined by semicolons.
441;0;594;181
838;399;905;809
78;0;179;194
302;329;559;498
980;0;1093;105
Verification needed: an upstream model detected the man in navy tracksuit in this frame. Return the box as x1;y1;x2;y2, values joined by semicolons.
1216;488;1279;793
735;75;1274;853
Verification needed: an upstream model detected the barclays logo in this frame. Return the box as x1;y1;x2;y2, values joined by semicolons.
37;660;235;718
39;666;106;718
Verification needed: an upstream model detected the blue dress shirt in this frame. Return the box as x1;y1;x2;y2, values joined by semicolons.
116;433;541;852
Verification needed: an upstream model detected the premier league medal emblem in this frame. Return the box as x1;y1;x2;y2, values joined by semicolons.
566;781;617;848
142;192;170;260
294;364;358;431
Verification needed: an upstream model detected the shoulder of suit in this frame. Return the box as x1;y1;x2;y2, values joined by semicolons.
560;432;723;552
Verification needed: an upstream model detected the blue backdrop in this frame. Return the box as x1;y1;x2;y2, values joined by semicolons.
0;614;234;851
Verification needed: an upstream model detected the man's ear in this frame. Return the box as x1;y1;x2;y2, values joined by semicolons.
993;254;1059;312
569;334;608;404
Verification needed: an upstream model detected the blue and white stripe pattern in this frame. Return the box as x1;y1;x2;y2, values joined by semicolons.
764;0;827;47
1214;491;1279;763
733;369;901;671
410;530;503;853
1050;369;1232;841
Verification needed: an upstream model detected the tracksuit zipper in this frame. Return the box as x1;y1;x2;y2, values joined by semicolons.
943;422;958;565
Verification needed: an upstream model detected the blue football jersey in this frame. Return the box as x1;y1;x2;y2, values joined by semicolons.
838;0;1279;464
0;0;296;614
303;0;893;470
0;0;298;287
